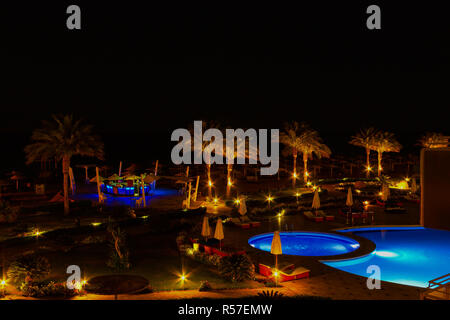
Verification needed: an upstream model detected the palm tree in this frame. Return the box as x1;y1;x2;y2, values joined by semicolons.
297;124;331;183
349;128;379;177
372;131;401;177
280;121;302;188
224;133;258;197
187;120;221;199
419;132;448;148
25;114;104;215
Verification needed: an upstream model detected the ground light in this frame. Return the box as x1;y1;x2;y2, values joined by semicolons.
273;269;279;287
178;273;188;290
0;279;6;295
91;222;102;227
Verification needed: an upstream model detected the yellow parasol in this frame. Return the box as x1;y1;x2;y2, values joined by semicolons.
201;216;211;242
271;231;282;286
312;189;321;214
214;218;224;250
238;196;247;216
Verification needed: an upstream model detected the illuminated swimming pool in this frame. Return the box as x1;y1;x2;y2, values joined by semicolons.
322;227;450;288
248;232;360;256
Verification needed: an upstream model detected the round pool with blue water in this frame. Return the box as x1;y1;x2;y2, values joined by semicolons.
248;232;360;256
321;227;450;288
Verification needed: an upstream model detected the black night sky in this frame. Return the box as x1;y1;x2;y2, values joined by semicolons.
1;1;450;169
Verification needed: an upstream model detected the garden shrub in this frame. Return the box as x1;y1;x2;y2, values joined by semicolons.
198;280;213;292
21;280;78;298
0;200;19;224
7;254;51;287
218;254;255;282
106;225;130;270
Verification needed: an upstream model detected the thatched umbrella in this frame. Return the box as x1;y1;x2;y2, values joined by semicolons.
238;195;247;216
214;218;224;250
312;189;321;215
201;216;211;242
106;174;122;181
345;187;353;224
381;183;390;201
10;173;24;191
411;178;418;194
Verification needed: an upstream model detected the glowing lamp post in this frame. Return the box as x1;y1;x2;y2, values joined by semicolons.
208;180;213;200
266;195;273;209
295;192;300;203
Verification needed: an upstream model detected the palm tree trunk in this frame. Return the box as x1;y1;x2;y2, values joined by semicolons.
226;163;232;198
62;155;70;215
377;151;382;177
206;164;212;199
303;153;308;183
366;148;370;178
292;153;297;188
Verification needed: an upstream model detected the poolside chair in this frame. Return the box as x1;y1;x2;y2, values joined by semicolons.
317;210;335;221
230;217;251;229
240;215;261;227
303;211;324;222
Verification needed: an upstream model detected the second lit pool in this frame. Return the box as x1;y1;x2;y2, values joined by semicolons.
248;231;360;256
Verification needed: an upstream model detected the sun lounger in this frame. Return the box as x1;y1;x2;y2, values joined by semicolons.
240;215;261;227
303;211;324;222
277;267;310;282
230;217;251;229
258;263;296;277
259;263;310;282
317;210;335;221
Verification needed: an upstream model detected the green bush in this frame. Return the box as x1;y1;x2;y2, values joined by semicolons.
7;254;51;287
218;254;255;282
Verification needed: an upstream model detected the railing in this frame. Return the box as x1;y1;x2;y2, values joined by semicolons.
421;273;450;300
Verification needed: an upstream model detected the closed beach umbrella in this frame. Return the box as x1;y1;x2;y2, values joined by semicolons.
346;187;353;207
411;179;417;194
382;184;390;201
238;196;247;216
214;218;224;250
271;231;282;286
201;216;211;242
312;189;321;213
345;187;354;224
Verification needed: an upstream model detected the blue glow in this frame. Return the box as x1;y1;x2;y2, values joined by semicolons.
248;232;360;256
71;188;178;207
322;227;450;288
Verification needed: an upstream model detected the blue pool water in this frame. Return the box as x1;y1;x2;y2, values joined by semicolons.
322;227;450;288
248;232;360;256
